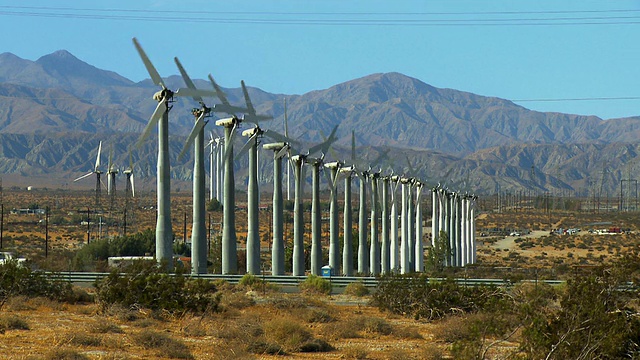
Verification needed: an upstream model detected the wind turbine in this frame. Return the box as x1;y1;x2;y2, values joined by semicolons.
106;147;118;200
287;125;339;276
74;141;103;209
263;136;297;275
123;151;136;198
389;175;401;272
206;131;225;203
206;131;222;202
214;78;269;274
122;151;135;236
306;126;339;276
380;173;391;274
340;164;355;276
357;167;370;274
132;38;213;268
414;180;424;272
324;160;342;275
174;56;217;275
237;126;292;275
233;82;278;275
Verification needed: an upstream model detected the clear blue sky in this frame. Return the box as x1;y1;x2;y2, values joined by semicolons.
1;0;640;120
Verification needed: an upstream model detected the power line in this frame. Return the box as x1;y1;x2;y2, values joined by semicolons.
2;7;640;26
2;5;640;16
513;96;640;103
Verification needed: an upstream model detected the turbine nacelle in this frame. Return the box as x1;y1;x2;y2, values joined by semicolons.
153;89;174;102
215;116;239;127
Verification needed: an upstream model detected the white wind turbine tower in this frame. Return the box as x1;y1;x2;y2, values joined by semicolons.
132;38;213;268
263;134;298;275
206;131;223;202
307;126;339;276
106;146;119;212
174;56;218;275
234;81;282;275
74;141;103;209
122;151;136;236
240;126;295;275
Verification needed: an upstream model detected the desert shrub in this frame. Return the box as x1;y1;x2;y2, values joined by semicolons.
89;320;123;334
520;270;640;359
43;348;89;360
238;273;261;287
299;274;331;295
220;290;255;310
373;275;510;320
94;261;219;314
0;260;72;309
265;295;306;310
419;344;445;360
0;314;30;330
246;340;285;355
355;316;392;335
448;312;520;359
72;229;155;270
432;316;472;343
264;317;312;351
64;333;102;347
342;346;369;359
343;281;369;297
320;321;360;340
302;307;335;323
392;325;423;339
299;338;334;352
134;330;193;359
207;198;222;211
383;349;414;360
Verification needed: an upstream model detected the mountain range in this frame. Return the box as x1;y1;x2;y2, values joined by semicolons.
0;49;639;196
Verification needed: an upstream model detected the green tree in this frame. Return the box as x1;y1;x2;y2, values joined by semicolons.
426;231;451;272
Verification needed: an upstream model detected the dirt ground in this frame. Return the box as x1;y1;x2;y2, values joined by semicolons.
0;292;456;360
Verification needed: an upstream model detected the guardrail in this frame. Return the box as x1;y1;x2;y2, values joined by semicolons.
44;271;565;288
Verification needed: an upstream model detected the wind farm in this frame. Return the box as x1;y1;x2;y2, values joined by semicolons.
3;15;640;357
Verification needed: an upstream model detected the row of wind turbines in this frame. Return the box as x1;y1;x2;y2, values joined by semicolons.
125;37;478;275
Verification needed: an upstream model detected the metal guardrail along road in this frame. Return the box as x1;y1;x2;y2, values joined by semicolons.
44;271;565;288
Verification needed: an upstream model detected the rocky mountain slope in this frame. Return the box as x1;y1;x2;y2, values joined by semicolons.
0;50;638;195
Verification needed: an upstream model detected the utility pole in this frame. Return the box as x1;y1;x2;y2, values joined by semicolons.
45;207;49;258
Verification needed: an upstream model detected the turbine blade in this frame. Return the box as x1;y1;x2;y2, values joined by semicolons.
372;148;390;166
308;125;339;156
275;144;289;159
132;38;166;89
405;156;415;174
240;80;256;115
136;101;166;148
263;129;299;146
284;98;290;138
235;133;257;160
74;172;93;182
130;174;135;198
95;141;102;171
351;130;356;162
174;57;203;103
179;114;207;160
208;74;231;106
107;144;114;172
222;124;237;164
323;167;333;191
174;88;216;98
